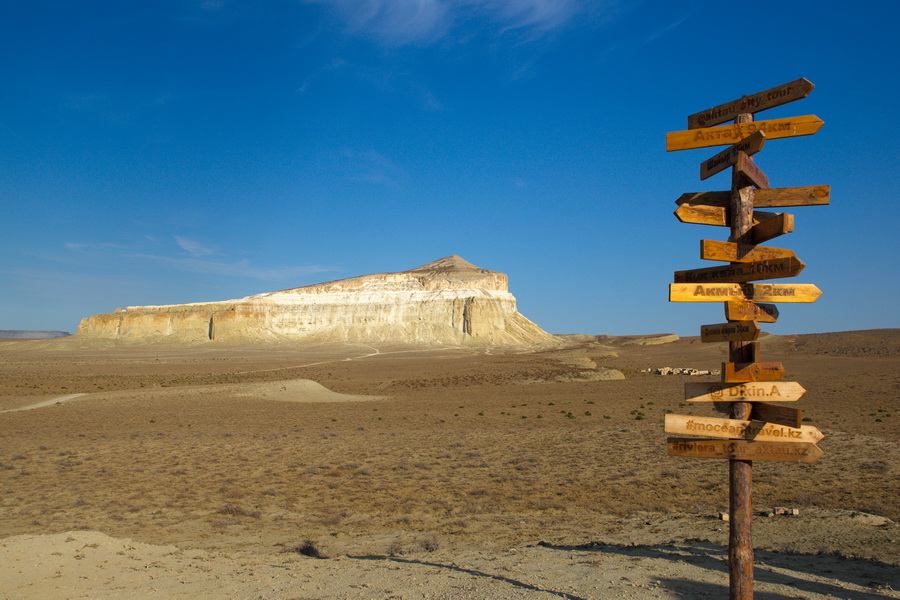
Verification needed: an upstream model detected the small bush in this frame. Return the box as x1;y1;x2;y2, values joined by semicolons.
218;503;261;519
287;540;327;559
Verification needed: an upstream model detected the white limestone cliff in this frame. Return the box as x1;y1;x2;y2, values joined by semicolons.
76;256;560;346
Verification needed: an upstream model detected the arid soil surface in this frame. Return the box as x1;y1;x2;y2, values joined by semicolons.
0;330;898;599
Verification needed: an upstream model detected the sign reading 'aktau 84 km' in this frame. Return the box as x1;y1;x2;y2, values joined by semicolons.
667;115;824;151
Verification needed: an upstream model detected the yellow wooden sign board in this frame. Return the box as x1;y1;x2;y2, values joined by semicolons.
700;321;761;343
667;437;823;463
725;300;779;323
750;401;803;429
675;204;780;227
685;381;806;403
676;185;829;208
664;414;824;443
670;283;822;303
675;257;804;284
667;115;824;151
724;361;785;382
700;240;796;263
687;78;815;129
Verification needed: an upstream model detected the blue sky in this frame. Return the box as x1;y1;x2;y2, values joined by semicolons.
2;0;898;336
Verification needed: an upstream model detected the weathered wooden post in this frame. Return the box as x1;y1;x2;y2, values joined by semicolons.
664;79;829;599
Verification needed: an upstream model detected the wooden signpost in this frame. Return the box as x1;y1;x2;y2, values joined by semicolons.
664;78;827;600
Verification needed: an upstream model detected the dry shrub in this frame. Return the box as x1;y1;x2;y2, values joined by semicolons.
285;540;327;559
218;503;261;518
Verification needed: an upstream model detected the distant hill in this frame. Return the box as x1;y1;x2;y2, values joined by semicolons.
0;330;71;339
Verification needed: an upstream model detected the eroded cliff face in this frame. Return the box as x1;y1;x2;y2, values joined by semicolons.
76;256;559;347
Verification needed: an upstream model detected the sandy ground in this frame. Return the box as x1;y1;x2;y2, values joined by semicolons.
0;331;898;599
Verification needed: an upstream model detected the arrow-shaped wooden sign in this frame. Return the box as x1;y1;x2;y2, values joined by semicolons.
725;300;779;323
667;115;824;151
749;401;803;429
724;361;785;382
701;131;766;180
700;240;797;263
700;321;761;343
750;212;794;244
686;381;807;403
670;283;822;303
665;414;824;443
667;437;823;463
675;204;781;227
736;152;770;189
687;78;815;129
674;256;805;284
676;185;830;208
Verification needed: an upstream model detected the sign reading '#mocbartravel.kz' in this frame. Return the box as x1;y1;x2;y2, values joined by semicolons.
664;414;824;443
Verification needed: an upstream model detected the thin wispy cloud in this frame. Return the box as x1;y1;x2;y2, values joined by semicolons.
307;0;606;45
175;235;218;257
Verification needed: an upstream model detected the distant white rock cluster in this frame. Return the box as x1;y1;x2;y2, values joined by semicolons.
76;256;560;347
643;367;719;376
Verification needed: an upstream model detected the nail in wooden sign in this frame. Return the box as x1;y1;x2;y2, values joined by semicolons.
676;186;830;208
701;131;766;180
724;361;785;382
736;152;770;189
700;240;797;263
725;300;779;323
669;283;822;303
700;321;761;343
664;414;824;443
687;78;815;129
674;257;805;284
667;115;824;151
667;437;823;463
685;381;806;403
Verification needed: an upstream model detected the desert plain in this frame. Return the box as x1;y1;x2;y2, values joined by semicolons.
0;330;898;599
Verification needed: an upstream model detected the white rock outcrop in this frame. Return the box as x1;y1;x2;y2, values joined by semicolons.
76;256;559;346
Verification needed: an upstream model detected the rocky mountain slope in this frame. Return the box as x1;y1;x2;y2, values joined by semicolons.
76;256;558;346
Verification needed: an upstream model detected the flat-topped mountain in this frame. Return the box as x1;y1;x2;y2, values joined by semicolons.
76;256;559;346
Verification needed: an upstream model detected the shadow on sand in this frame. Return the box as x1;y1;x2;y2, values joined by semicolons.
538;539;898;600
347;554;588;600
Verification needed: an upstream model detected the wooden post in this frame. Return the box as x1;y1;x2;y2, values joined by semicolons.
728;112;755;600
